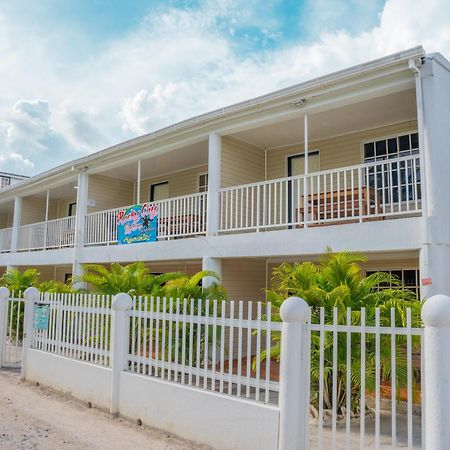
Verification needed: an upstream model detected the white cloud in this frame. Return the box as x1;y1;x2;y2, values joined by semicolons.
0;152;34;173
0;0;449;176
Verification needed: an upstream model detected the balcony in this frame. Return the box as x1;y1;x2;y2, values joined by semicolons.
85;192;207;246
219;155;421;232
0;156;422;254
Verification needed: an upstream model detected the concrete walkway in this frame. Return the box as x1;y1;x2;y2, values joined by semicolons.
0;369;210;450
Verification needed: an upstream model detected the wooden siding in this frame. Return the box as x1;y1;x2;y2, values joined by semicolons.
141;165;208;200
221;137;265;188
222;258;266;302
21;197;59;225
87;174;134;213
266;121;418;180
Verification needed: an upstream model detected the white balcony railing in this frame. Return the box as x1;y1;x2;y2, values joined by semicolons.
17;216;76;251
219;155;421;232
0;227;12;253
85;192;207;246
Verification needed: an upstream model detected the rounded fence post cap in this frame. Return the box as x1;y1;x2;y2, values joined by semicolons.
422;294;450;327
0;286;9;299
24;287;40;300
112;293;133;311
280;296;309;323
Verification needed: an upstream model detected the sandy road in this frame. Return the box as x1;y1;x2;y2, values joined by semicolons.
0;369;210;450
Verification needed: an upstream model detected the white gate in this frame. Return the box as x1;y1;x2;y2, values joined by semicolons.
0;292;24;368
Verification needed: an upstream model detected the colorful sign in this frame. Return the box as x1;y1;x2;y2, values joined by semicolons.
33;303;50;330
117;203;158;245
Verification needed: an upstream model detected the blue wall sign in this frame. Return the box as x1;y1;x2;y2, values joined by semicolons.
117;203;158;245
33;304;50;330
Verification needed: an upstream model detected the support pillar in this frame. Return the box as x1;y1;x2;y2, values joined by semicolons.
72;171;89;289
206;133;221;236
202;256;222;288
10;196;22;253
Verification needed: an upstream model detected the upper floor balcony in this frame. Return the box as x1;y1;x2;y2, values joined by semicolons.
0;85;423;254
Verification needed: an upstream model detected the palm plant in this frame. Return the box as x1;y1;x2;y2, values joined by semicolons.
265;250;422;414
75;262;183;296
1;268;39;293
38;280;76;294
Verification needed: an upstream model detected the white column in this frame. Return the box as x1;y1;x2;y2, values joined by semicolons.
136;160;141;204
44;190;50;248
416;57;450;297
202;256;222;288
278;296;310;450
304;114;309;175
422;294;450;449
72;172;89;287
110;292;133;415
10;196;22;253
21;287;39;380
0;287;10;367
206;133;221;236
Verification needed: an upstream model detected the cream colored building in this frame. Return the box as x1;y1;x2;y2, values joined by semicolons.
1;46;449;300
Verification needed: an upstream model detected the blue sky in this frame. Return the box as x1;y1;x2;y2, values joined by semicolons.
0;0;448;175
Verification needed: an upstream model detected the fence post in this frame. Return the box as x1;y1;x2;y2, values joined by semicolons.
110;292;133;416
21;287;39;380
278;296;310;450
0;287;10;367
422;294;450;449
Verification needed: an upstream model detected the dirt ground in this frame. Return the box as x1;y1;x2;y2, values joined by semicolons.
0;369;210;450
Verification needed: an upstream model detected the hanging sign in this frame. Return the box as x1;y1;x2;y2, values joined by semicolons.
117;203;158;245
33;303;50;330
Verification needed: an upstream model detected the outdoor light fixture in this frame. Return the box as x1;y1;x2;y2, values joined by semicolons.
293;98;307;107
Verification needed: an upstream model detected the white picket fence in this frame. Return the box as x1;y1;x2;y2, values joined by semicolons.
219;155;421;232
128;297;280;403
0;290;435;449
32;293;112;366
85;192;207;245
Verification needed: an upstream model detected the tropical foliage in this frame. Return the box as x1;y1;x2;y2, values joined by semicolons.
0;268;39;293
265;250;422;414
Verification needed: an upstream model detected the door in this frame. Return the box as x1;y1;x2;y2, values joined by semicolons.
150;182;169;202
287;152;320;224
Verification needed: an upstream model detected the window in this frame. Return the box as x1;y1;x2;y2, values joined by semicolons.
68;202;77;216
198;173;208;193
150;182;169;202
363;132;421;204
365;268;420;298
0;176;11;189
64;273;72;283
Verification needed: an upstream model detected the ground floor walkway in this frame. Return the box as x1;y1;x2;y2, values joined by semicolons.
0;369;209;450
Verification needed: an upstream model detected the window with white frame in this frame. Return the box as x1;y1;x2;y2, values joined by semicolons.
365;268;420;299
363;132;421;204
0;176;11;189
198;173;208;193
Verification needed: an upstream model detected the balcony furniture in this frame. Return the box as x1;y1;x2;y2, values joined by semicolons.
297;186;382;226
158;214;205;238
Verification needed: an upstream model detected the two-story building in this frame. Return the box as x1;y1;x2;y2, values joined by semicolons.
0;46;449;300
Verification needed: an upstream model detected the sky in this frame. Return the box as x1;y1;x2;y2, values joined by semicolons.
0;0;449;176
